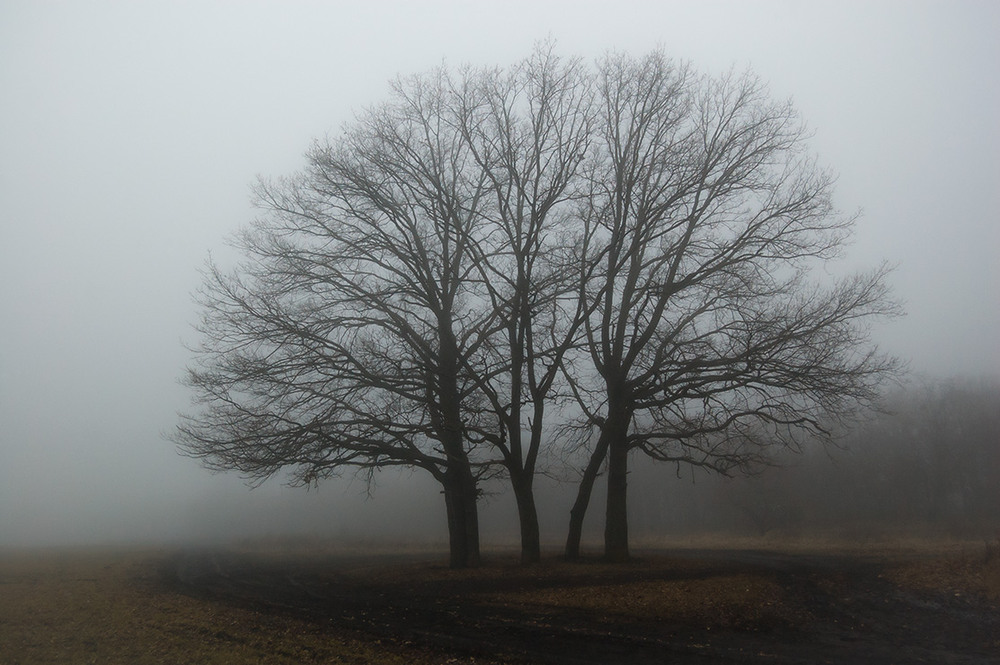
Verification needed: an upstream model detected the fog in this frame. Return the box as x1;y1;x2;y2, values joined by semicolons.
1;1;998;550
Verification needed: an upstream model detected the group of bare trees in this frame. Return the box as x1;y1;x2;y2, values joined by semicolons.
175;48;899;567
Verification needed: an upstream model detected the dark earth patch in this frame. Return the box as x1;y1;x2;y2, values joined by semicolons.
169;547;1000;664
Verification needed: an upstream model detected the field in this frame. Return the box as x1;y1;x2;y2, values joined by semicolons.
1;539;998;664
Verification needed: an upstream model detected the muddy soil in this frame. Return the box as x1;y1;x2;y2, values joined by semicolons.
169;548;999;664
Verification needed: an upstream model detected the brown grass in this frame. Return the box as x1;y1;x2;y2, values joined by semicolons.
0;548;449;665
486;571;792;629
886;551;1000;601
2;539;996;664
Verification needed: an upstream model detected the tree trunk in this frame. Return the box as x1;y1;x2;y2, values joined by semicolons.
512;476;541;563
442;477;469;569
442;464;480;569
603;439;630;562
461;463;481;567
564;431;611;560
436;318;480;568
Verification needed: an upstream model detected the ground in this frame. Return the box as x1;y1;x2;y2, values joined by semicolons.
1;539;998;664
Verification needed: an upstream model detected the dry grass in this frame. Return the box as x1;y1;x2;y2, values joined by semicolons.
486;572;792;630
886;549;1000;601
2;538;995;664
630;530;993;557
0;548;448;665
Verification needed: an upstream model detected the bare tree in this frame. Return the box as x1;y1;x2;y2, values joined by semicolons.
175;68;497;568
454;48;594;562
562;52;901;561
175;48;899;567
175;49;595;567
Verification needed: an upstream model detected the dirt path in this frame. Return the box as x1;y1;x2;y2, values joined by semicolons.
169;548;1000;664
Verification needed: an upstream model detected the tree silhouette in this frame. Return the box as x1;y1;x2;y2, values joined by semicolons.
175;48;899;567
562;53;900;561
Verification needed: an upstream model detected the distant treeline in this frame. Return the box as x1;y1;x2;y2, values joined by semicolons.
627;377;1000;539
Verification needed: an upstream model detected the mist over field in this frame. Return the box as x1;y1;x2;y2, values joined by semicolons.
1;0;998;552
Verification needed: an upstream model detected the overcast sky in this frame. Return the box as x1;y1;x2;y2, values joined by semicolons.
1;0;998;547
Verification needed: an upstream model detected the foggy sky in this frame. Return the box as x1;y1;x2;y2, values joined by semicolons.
1;0;998;548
